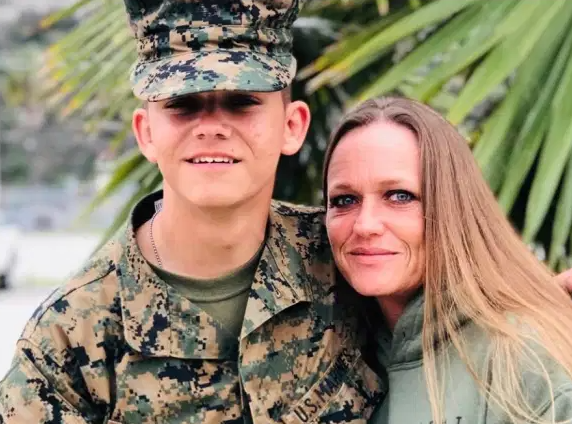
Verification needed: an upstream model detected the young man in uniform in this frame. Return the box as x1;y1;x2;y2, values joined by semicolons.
0;1;384;423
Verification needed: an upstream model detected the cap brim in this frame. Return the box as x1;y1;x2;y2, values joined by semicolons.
131;50;296;101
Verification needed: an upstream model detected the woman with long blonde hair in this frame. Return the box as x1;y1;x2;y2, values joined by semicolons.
323;96;572;423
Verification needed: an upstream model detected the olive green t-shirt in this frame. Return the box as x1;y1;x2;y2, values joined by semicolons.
150;243;264;339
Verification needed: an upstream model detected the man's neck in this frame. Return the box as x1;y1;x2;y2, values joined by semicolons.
139;190;270;279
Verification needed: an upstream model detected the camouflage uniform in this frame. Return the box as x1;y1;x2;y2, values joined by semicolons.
0;1;386;422
0;193;383;423
127;0;302;101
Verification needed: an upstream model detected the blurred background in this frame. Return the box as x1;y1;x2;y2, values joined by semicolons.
1;0;572;375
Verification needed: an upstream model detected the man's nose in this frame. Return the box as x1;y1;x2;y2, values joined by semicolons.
191;115;232;140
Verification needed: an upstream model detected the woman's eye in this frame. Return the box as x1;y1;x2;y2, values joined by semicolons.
329;195;358;208
387;190;415;203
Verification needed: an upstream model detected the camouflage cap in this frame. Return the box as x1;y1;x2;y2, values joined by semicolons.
122;0;305;101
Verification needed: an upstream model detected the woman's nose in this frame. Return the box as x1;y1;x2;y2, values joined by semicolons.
353;200;386;237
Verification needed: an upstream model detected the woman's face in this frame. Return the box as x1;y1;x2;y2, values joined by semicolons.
326;120;425;302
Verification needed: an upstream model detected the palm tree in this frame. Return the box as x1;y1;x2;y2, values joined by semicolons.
36;0;572;270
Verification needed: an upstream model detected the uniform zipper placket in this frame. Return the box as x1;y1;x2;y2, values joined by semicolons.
238;335;254;424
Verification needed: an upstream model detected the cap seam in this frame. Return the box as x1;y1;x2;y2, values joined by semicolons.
138;23;294;31
137;49;292;65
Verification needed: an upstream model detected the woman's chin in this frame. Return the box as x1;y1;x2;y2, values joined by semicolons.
348;277;397;298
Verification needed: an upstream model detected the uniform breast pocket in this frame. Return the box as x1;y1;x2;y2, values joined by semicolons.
111;357;242;424
280;346;385;424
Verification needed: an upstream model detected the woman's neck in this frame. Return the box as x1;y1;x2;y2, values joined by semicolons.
377;289;421;331
377;297;408;331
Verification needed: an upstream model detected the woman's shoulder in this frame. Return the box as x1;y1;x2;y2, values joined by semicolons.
486;348;572;422
461;319;572;420
518;336;572;418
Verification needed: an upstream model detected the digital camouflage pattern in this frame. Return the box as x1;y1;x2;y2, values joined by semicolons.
0;191;385;424
125;0;305;101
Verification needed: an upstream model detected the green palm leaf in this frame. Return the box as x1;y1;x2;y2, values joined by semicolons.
497;27;572;216
306;0;481;91
407;0;521;103
524;50;572;243
472;2;572;192
549;156;572;267
447;0;567;125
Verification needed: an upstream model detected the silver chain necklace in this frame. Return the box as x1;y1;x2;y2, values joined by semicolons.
149;210;163;267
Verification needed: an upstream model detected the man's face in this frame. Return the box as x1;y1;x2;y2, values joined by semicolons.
133;90;309;208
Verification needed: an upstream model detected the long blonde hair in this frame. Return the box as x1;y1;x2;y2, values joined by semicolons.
323;96;572;423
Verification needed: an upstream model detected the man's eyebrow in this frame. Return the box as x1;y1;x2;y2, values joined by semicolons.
164;95;204;108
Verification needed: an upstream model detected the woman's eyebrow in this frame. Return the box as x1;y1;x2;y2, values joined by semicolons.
328;182;354;193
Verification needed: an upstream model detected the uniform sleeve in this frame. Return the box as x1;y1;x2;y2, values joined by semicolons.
0;339;98;424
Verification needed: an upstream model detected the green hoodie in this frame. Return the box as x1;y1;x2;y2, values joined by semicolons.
369;291;572;424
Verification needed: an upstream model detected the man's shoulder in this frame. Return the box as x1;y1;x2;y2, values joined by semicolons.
270;200;326;237
271;199;325;218
270;199;328;252
20;236;125;349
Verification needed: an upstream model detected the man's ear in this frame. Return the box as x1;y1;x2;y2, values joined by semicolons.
133;107;158;163
281;100;311;156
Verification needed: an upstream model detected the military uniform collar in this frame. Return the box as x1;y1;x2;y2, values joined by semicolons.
240;199;319;339
115;191;317;359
